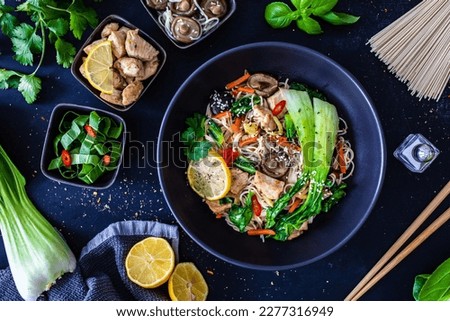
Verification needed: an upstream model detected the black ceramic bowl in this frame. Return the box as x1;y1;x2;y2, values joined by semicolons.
157;42;386;270
71;15;166;111
140;0;236;49
41;104;127;189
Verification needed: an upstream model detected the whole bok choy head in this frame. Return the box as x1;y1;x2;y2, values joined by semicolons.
0;145;76;300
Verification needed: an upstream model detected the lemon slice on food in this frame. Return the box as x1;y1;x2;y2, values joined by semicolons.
125;237;175;289
168;262;208;301
187;152;231;201
84;40;114;94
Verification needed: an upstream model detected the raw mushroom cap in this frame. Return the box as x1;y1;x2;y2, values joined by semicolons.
169;0;196;16
201;0;228;18
146;0;168;10
171;16;201;44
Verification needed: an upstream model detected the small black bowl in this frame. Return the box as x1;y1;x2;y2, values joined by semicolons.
71;15;167;111
157;42;386;270
40;104;127;189
140;0;236;49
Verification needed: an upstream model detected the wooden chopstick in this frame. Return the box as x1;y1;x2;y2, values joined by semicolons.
345;180;450;301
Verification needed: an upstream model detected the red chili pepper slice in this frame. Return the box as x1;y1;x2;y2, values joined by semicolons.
251;194;262;217
102;155;111;166
272;100;286;116
220;147;240;166
84;125;96;138
61;150;71;167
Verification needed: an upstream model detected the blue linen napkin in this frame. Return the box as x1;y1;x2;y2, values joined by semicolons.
0;220;179;301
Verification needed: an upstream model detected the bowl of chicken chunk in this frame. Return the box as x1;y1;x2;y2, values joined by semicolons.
71;15;166;111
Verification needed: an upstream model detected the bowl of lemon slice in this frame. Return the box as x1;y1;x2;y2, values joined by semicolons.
71;15;166;111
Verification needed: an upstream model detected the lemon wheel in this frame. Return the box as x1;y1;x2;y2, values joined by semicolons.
125;237;175;289
187;152;231;201
168;262;208;301
84;40;114;94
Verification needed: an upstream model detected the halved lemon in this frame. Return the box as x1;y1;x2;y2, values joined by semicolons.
84;40;114;94
168;262;208;301
187;152;231;201
125;237;175;289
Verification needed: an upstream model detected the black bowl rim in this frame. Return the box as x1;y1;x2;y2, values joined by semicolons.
157;41;386;270
140;0;237;49
40;103;127;189
71;14;167;112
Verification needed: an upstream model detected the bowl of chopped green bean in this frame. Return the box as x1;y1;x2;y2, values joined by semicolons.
40;104;126;189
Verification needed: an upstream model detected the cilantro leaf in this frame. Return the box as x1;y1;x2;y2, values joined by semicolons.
18;74;41;104
185;113;207;138
67;0;98;40
55;38;76;68
0;4;19;37
11;22;43;66
186;141;212;161
0;69;20;89
47;18;69;37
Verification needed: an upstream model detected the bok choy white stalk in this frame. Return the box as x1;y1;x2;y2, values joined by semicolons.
0;145;76;300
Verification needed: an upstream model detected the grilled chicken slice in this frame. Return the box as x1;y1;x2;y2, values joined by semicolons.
254;171;285;200
100;89;123;106
122;81;144;106
108;30;127;59
114;57;144;78
125;29;159;62
230;168;249;195
112;70;127;90
205;200;232;214
101;22;119;38
253;105;277;132
135;58;159;81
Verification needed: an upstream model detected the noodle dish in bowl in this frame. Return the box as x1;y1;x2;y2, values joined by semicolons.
157;42;386;270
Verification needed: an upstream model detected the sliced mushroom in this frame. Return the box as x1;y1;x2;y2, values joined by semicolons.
101;22;119;38
122;81;144;106
146;0;168;10
135;58;159;81
201;0;228;18
247;73;279;98
125;29;159;62
169;0;196;16
114;57;144;78
171;16;201;44
100;89;124;106
261;152;289;179
108;30;127;59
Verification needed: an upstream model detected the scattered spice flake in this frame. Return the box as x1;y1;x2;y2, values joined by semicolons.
206;269;214;275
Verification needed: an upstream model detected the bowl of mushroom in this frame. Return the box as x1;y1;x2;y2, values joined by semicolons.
71;15;166;111
141;0;236;49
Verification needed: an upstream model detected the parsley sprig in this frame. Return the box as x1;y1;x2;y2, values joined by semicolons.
0;0;102;104
181;113;212;161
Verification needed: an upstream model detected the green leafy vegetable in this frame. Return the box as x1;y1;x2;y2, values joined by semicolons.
230;95;262;116
181;113;212;161
413;257;450;301
207;119;225;147
265;0;359;35
0;144;76;300
233;156;256;174
0;0;102;103
48;110;124;185
228;192;254;232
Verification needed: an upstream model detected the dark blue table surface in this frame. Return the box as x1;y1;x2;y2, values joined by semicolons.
1;0;449;300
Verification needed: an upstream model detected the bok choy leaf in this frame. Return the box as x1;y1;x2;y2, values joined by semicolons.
0;145;76;300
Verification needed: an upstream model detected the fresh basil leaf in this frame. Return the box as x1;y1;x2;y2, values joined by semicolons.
319;11;360;25
265;2;294;29
294;0;313;10
413;274;430;301
418;257;450;301
296;15;323;35
311;0;338;16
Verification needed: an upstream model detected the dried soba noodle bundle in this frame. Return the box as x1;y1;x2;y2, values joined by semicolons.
368;0;450;101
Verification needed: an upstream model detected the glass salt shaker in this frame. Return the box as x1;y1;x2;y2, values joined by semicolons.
393;133;440;173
